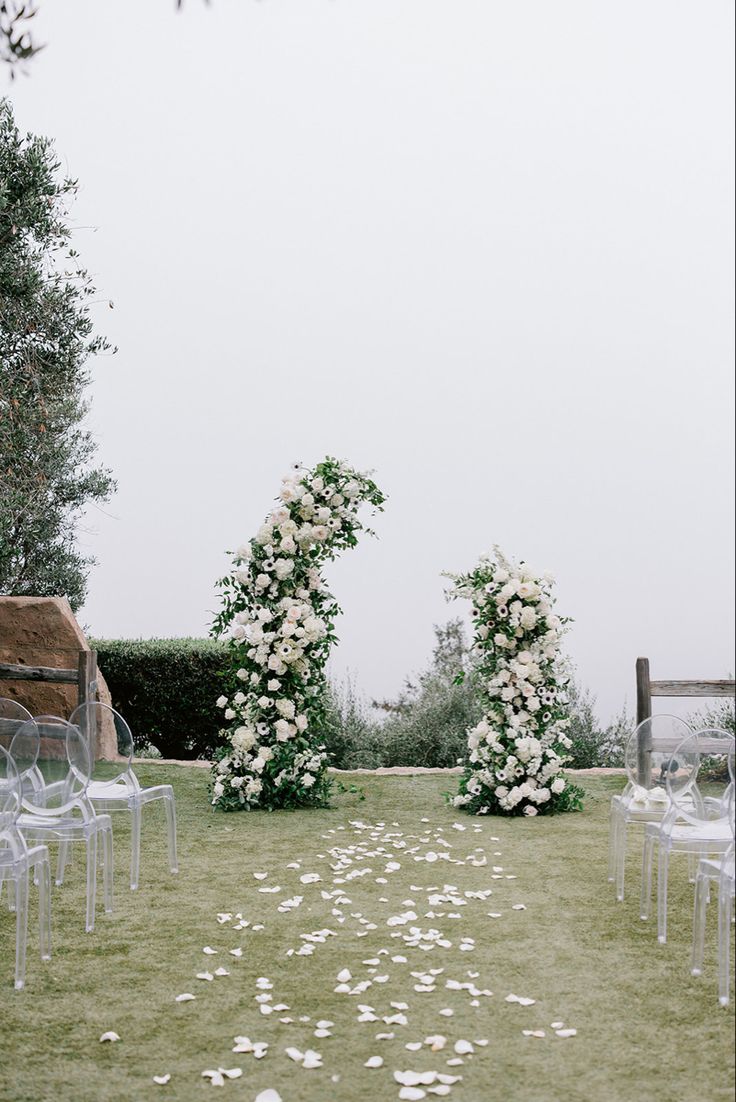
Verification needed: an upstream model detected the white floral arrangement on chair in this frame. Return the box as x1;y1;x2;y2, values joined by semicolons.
210;457;385;811
445;546;584;817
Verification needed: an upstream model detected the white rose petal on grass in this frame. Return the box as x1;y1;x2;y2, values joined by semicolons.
336;968;352;983
512;904;527;911
255;1093;282;1102
364;1056;384;1068
202;946;218;955
229;948;243;957
152;1074;171;1085
399;1088;427;1100
253;872;268;880
202;1070;225;1087
214;967;230;977
99;1032;120;1043
454;1040;474;1055
555;1028;578;1038
550;1021;565;1029
196;972;214;982
438;1008;454;1017
522;1030;546;1039
175;993;195;1003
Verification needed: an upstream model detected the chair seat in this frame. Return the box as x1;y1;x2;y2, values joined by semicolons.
0;843;48;871
667;821;733;844
18;813;107;836
88;781;131;801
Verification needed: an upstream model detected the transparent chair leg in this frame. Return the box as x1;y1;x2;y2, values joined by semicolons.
38;857;51;962
85;832;98;934
718;881;732;1007
691;869;707;976
615;818;627;902
657;843;670;944
102;823;113;913
56;838;70;887
607;803;617;882
164;793;178;874
640;833;654;920
14;872;28;991
130;804;141;891
687;851;698;883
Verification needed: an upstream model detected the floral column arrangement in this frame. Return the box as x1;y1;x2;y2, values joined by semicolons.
445;547;584;816
210;457;385;811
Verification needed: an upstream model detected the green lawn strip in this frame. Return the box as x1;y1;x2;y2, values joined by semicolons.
1;769;733;1102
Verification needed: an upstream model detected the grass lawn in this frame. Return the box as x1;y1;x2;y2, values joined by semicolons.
2;768;734;1102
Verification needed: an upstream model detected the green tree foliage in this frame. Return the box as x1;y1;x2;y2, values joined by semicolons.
0;98;115;610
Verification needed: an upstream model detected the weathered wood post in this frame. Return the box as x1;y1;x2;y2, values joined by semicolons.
77;649;98;708
636;657;652;786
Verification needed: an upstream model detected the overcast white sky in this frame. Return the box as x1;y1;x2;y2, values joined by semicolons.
8;0;735;721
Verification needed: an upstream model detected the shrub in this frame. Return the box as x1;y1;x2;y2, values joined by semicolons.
322;620;484;770
564;680;629;769
93;638;231;759
687;697;735;782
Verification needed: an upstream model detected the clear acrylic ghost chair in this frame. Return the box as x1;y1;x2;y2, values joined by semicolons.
0;743;51;989
69;701;177;891
15;716;113;933
608;715;694;901
691;780;735;1007
640;728;735;944
0;697;33;908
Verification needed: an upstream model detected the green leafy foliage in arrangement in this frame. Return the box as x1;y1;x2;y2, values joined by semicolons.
0;98;115;610
445;546;585;817
94;638;231;759
210;456;385;811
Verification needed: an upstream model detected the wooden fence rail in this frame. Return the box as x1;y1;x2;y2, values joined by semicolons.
0;650;98;711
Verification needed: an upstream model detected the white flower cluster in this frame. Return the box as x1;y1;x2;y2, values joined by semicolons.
210;457;384;811
446;547;580;817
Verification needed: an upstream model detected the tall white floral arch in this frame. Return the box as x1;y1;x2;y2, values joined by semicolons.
445;547;583;817
210;457;385;811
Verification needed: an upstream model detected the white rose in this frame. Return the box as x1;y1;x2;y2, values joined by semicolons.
267;678;281;691
276;699;296;719
523;805;538;816
295;715;308;732
274;559;294;580
224;708;236;720
275;719;292;741
520;607;537;630
216;696;228;708
302;774;316;788
551;777;566;794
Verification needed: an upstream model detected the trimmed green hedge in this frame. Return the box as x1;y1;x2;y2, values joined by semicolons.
92;638;232;759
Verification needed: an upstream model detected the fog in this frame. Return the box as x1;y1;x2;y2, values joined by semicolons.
9;0;735;721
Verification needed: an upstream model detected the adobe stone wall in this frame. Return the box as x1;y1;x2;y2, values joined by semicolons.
0;596;117;759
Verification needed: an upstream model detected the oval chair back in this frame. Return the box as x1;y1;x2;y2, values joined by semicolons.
624;714;694;801
666;728;735;828
69;701;136;790
0;744;21;834
16;716;92;817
